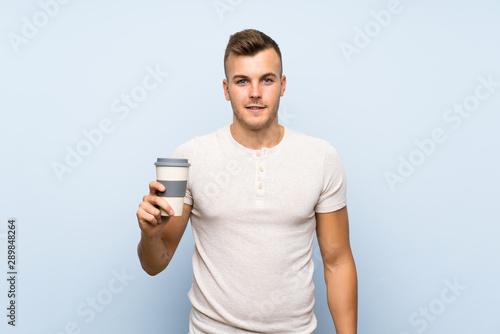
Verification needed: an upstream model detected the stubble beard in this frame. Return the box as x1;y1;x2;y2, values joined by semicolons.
230;98;280;131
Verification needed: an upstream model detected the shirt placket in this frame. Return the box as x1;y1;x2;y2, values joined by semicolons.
255;149;267;208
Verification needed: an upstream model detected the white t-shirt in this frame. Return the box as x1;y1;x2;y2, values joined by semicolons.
172;125;347;334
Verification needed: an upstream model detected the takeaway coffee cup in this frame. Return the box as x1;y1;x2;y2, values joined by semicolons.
154;158;190;216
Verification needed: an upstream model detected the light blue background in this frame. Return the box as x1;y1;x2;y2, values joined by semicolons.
1;0;499;333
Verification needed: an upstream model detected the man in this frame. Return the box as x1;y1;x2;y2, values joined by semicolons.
137;29;357;333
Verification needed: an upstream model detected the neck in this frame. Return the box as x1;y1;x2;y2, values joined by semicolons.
230;121;284;150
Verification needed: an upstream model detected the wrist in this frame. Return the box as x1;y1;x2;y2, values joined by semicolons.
140;230;162;245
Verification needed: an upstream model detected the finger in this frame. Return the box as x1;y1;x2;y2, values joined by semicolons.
146;208;170;226
141;195;175;220
139;201;162;218
137;207;159;226
154;196;175;216
149;181;165;195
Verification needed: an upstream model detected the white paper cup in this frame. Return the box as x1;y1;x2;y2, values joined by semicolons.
154;158;190;216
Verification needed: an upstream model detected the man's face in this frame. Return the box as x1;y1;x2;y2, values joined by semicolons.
223;48;286;131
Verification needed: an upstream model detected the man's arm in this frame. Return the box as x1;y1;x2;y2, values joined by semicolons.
137;181;192;276
316;206;357;334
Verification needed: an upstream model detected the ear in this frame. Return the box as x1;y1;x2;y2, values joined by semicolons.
280;75;287;97
223;79;231;101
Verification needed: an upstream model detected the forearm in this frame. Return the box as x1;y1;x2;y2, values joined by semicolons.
325;259;358;334
137;231;170;276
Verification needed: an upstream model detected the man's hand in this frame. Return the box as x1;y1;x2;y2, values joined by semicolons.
136;181;191;276
137;181;175;239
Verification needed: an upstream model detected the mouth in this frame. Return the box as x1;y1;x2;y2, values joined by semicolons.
245;105;266;112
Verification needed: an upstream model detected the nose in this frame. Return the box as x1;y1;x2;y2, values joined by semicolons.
249;82;261;100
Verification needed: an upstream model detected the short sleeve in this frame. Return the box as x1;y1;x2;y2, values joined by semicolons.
314;143;347;213
171;140;194;206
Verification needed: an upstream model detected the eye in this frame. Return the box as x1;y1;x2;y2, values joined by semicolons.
263;78;273;84
236;79;247;84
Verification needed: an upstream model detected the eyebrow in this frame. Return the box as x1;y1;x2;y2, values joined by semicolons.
231;72;278;81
